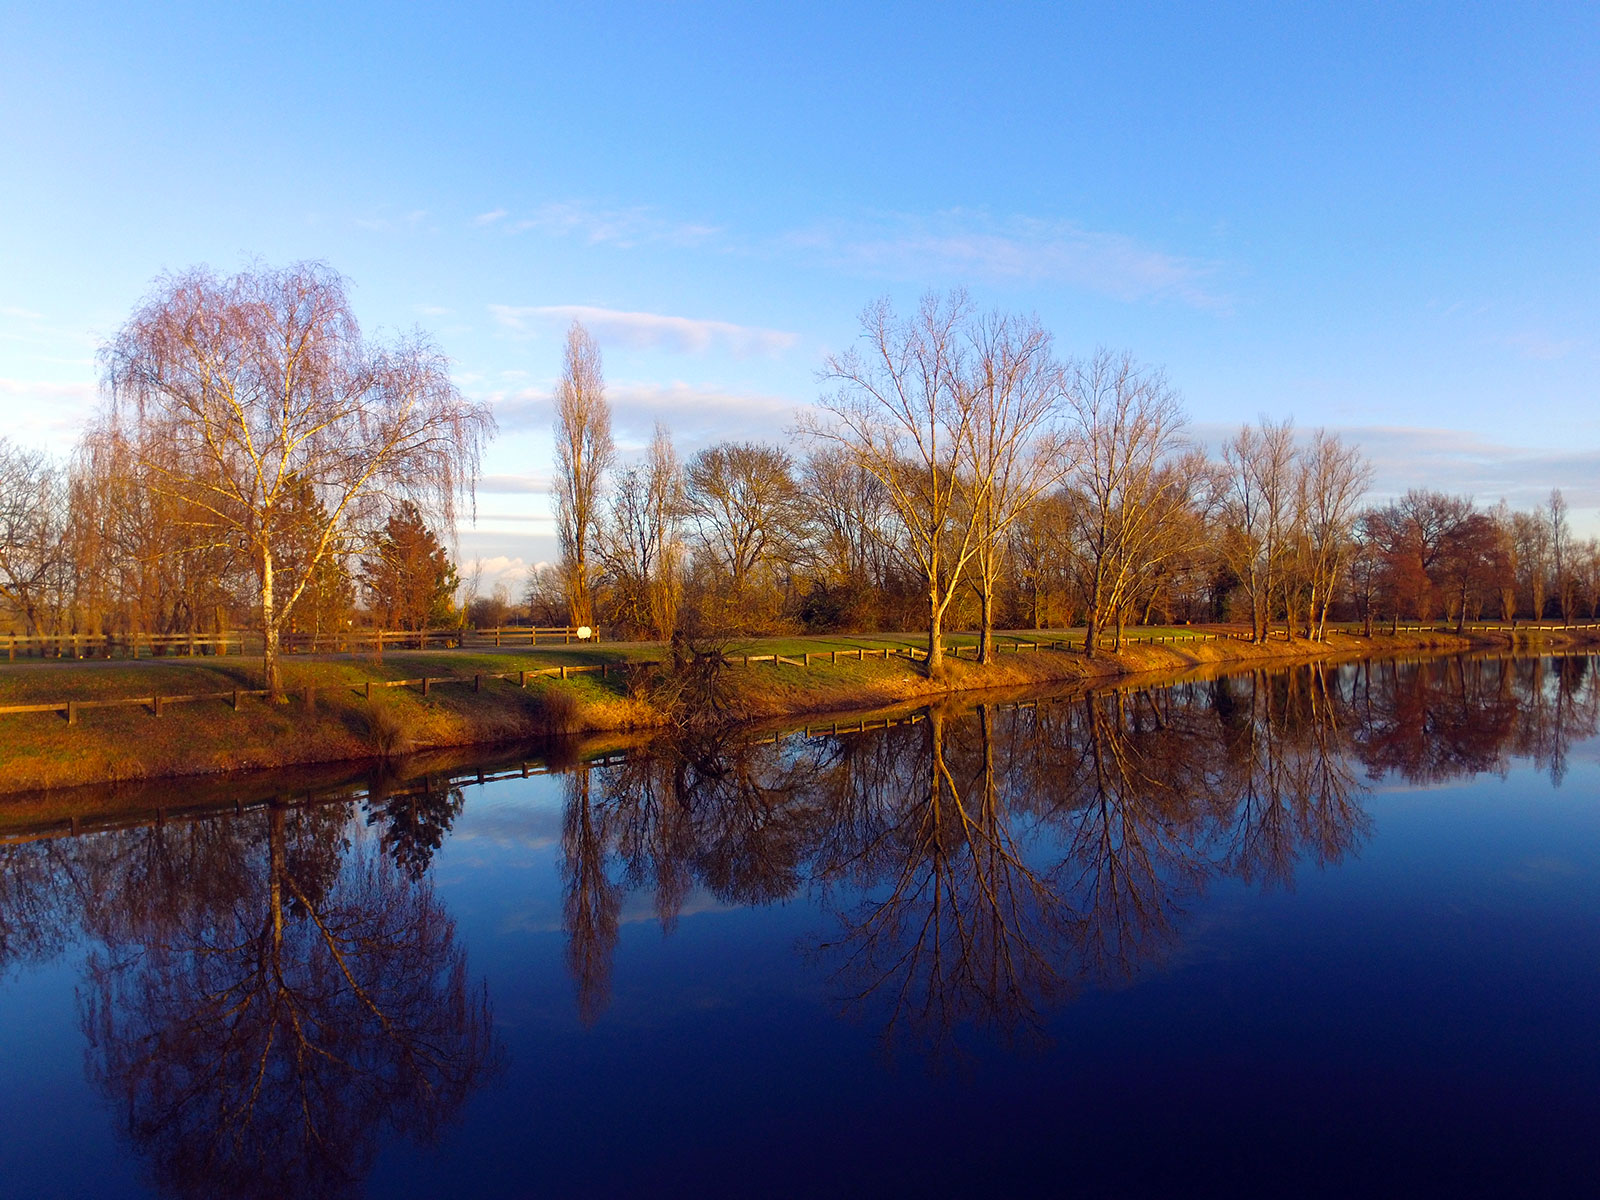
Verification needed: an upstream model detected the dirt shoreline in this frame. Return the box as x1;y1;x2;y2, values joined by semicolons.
0;625;1593;797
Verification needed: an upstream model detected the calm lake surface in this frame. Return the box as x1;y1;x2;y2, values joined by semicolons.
2;654;1598;1197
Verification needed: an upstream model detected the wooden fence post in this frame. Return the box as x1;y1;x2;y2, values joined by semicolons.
474;674;482;692
421;677;430;697
67;700;77;725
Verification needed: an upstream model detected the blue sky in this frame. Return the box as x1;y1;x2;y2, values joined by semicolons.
3;2;1597;583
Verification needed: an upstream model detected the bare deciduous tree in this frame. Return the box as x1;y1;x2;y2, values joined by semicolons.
600;423;685;639
1065;350;1188;657
962;312;1068;663
1549;488;1575;624
810;292;984;672
1513;507;1551;620
553;322;614;629
1295;430;1370;641
796;447;906;619
0;439;68;633
102;262;493;695
1220;418;1297;643
685;441;802;608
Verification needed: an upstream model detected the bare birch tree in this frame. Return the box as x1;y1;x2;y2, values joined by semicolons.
102;262;493;696
962;312;1069;663
809;292;981;673
553;322;613;628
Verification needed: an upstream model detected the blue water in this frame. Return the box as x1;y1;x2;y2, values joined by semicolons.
2;655;1597;1197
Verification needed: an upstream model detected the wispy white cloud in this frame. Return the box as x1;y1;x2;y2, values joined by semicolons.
488;304;798;357
0;377;95;400
1498;330;1583;361
491;380;804;448
414;304;452;317
469;513;556;525
487;201;720;249
1348;427;1600;515
0;305;44;320
469;198;1220;309
479;472;553;495
353;209;429;233
1193;421;1600;527
0;377;100;442
783;209;1227;310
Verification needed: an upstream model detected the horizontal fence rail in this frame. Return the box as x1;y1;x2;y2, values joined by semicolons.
0;626;599;661
1;632;246;661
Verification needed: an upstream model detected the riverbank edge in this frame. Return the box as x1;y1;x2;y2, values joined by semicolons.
1;626;1593;797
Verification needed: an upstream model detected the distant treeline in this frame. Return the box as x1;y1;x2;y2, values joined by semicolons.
2;283;1596;668
538;294;1599;664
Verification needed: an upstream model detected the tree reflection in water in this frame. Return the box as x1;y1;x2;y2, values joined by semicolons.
554;654;1598;1055
365;770;467;880
74;800;499;1199
0;653;1595;1191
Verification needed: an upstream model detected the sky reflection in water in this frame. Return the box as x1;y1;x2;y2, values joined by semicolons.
2;654;1599;1197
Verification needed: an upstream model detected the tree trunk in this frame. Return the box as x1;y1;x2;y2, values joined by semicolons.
979;583;995;665
261;547;283;699
926;590;944;674
269;802;286;955
1084;605;1099;660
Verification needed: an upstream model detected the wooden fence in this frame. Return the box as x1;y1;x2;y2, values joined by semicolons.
280;626;601;653
0;659;642;724
0;626;598;661
7;623;1598;725
0;629;1223;723
1;631;245;662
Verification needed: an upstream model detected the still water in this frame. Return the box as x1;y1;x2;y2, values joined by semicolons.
2;654;1598;1197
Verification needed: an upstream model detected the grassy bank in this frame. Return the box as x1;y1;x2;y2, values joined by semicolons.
0;624;1590;795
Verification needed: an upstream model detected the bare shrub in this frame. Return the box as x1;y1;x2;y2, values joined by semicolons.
536;685;580;735
365;700;416;760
